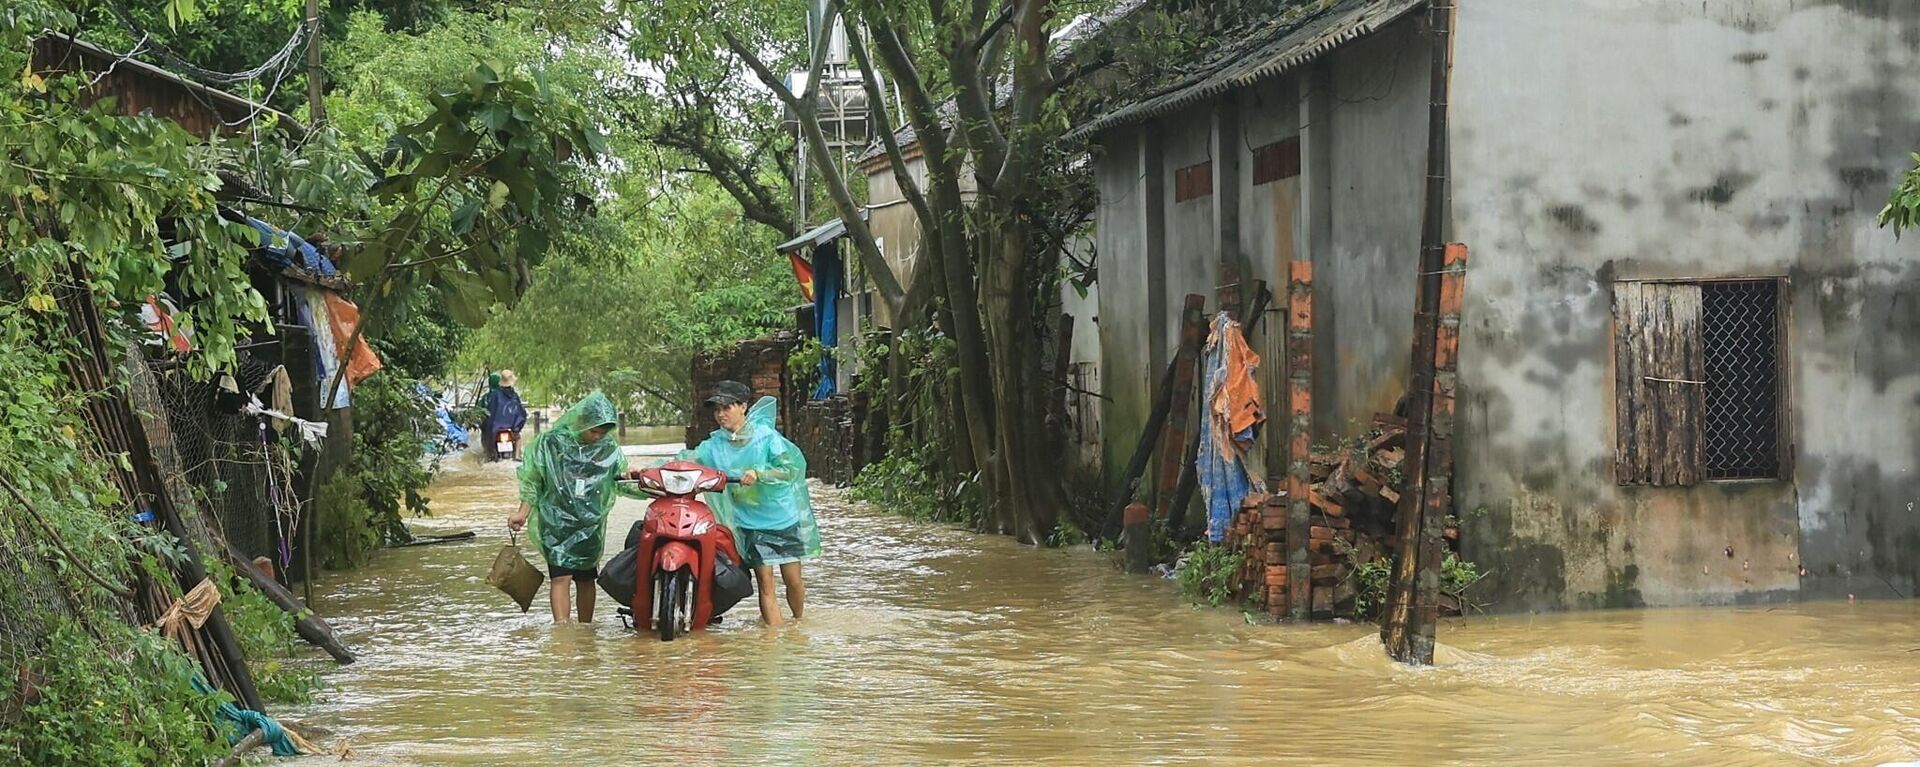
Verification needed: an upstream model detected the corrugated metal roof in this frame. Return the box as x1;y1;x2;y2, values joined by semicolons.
1070;0;1423;139
776;208;870;254
32;34;306;139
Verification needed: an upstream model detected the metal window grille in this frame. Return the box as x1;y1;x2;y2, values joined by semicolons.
1700;280;1781;479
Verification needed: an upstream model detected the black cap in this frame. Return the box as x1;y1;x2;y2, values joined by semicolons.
704;380;752;409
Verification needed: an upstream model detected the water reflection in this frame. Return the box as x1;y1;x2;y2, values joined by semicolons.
287;457;1920;766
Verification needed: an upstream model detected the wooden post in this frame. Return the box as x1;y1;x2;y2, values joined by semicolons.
225;541;356;664
1052;313;1075;435
1285;262;1314;621
304;0;324;125
1103;294;1208;540
1383;0;1456;667
213;729;269;767
1153;295;1209;521
1123;502;1153;574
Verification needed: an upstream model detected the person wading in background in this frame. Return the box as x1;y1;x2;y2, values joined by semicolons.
480;370;528;461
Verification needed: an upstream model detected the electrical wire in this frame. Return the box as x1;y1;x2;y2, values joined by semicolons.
107;2;307;85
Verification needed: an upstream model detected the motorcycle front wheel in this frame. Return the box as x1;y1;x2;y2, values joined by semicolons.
654;569;692;641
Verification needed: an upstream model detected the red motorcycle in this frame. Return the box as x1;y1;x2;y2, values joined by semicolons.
626;461;746;640
486;428;519;462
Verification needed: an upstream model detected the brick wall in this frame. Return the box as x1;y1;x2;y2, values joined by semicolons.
686;334;799;448
687;333;875;485
788;394;877;486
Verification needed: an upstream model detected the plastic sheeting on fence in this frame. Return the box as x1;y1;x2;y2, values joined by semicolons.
1199;312;1267;542
289;285;349;409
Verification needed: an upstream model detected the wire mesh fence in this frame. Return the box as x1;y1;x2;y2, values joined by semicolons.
144;347;307;571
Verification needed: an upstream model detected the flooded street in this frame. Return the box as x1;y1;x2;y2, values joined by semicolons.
288;457;1920;766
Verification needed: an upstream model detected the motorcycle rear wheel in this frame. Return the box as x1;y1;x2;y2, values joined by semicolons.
654;569;692;641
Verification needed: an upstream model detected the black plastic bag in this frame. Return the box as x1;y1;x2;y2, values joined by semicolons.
599;544;642;607
600;520;754;616
709;551;753;616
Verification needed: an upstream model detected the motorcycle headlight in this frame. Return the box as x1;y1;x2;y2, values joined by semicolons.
661;470;701;495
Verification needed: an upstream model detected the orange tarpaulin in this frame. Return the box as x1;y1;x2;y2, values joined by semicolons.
1209;314;1265;442
322;292;383;386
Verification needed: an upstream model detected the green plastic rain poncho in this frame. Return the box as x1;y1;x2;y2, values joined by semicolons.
516;392;635;570
684;396;820;567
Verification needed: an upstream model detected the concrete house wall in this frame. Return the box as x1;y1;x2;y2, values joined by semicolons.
1450;0;1920;610
1090;0;1920;611
1090;13;1429;498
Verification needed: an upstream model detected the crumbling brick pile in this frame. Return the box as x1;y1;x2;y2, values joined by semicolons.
1221;411;1416;621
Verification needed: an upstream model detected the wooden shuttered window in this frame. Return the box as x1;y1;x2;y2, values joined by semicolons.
1614;282;1706;486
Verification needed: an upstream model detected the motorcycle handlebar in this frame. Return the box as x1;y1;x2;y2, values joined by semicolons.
616;473;744;490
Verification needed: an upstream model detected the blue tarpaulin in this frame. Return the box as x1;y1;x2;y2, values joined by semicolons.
418;384;468;452
811;241;842;399
245;217;336;276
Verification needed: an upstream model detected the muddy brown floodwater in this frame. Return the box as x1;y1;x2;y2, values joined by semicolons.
286;456;1920;766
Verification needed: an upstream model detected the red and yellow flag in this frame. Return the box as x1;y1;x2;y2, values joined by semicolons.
787;251;815;303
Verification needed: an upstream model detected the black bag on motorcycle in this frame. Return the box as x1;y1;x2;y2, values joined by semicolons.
599;521;754;615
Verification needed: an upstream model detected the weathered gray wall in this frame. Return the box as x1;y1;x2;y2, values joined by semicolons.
1239;76;1301;476
1317;16;1428;434
1162;107;1224;358
1094;126;1159;493
1089;15;1428;495
1450;0;1920;610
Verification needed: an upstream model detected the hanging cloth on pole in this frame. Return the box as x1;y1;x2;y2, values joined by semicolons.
289;285;349;409
322;292;383;386
1199;312;1268;542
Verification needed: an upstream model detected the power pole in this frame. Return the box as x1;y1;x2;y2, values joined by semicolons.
1381;0;1455;667
305;0;325;125
302;0;324;611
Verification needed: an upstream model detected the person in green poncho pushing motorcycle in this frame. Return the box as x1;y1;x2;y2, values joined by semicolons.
683;380;821;628
507;391;643;624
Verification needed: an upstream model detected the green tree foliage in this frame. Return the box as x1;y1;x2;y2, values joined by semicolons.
463;180;795;421
1;5;309;759
1880;153;1920;238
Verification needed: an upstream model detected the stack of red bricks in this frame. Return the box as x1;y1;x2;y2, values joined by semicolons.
1224;494;1359;619
1219;412;1412;621
1222;492;1278;614
1305;508;1357;617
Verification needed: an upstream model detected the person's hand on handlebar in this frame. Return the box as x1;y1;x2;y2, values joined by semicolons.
739;470;758;486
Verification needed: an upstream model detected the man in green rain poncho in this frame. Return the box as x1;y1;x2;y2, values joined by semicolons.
507;392;642;623
683;380;820;628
